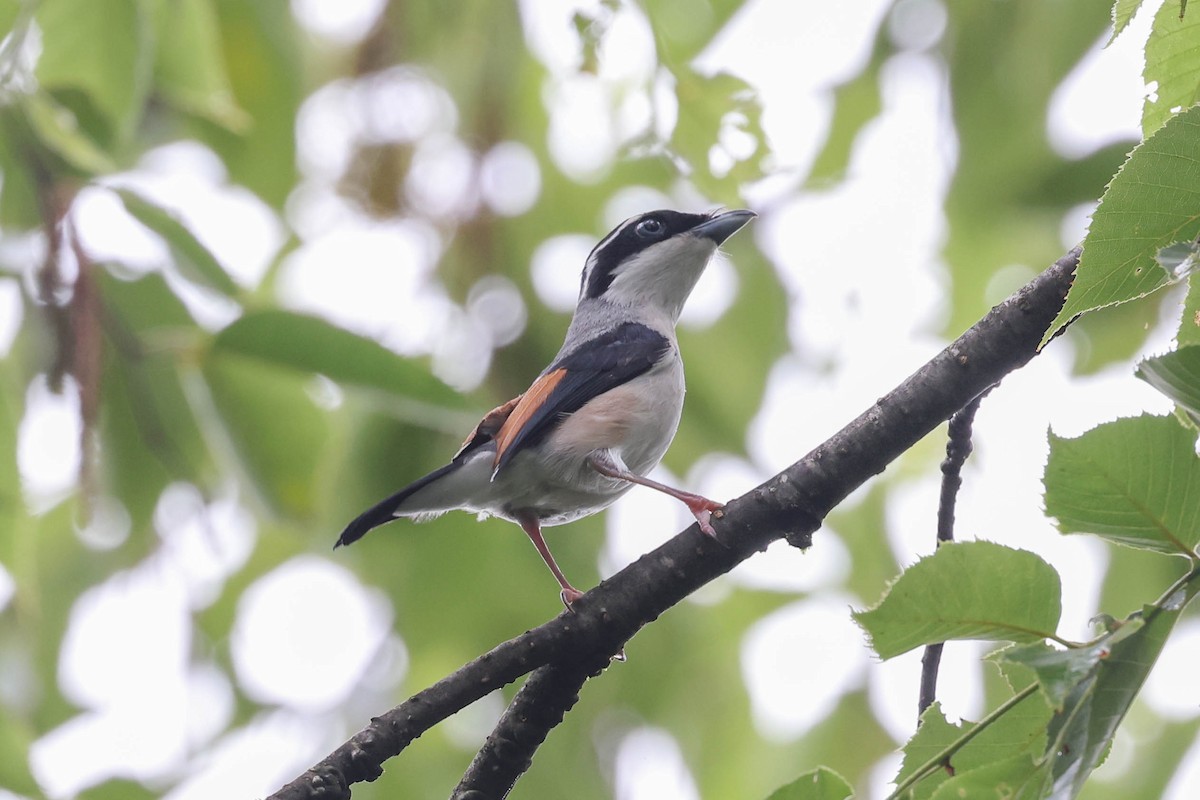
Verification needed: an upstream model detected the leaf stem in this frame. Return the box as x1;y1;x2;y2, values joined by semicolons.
1149;558;1200;614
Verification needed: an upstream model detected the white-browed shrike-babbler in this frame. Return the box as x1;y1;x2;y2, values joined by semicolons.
336;208;756;606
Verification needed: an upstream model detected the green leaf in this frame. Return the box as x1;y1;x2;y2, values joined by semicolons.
996;633;1139;712
1028;586;1198;798
928;754;1043;800
153;0;250;131
0;111;42;230
669;68;769;196
1143;0;1200;136
895;697;1052;800
940;1;1108;338
102;354;212;530
807;61;883;186
1137;346;1200;425
0;714;41;798
853;541;1062;660
1110;0;1146;43
203;1;302;208
79;777;157;800
0;335;25;546
1044;414;1200;555
0;2;21;38
764;767;853;800
1047;105;1200;338
572;2;619;75
203;352;329;518
20;91;116;174
896;706;963;799
642;0;749;62
97;269;195;333
115;188;240;297
34;0;154;142
211;310;465;408
97;272;214;528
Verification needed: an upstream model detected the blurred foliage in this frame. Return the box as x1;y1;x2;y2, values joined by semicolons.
764;767;854;800
1;0;1199;799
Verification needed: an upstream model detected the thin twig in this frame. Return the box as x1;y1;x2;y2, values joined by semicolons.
919;387;992;714
937;390;991;543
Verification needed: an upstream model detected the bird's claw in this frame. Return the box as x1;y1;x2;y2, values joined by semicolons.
685;496;724;538
560;586;585;609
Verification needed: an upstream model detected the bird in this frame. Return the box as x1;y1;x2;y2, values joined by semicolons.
335;208;756;606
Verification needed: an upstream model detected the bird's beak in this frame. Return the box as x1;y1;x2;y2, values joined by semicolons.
692;209;756;245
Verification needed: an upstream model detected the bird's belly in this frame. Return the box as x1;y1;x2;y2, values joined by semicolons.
494;473;631;526
549;363;684;471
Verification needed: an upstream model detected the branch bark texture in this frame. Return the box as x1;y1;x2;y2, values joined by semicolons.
451;655;608;799
270;249;1079;800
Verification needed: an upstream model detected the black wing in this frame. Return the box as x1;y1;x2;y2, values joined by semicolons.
492;322;671;474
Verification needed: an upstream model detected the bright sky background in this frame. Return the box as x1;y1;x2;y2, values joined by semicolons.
7;1;1198;799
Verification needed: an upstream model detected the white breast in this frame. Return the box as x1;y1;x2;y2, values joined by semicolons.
546;353;684;474
471;351;686;525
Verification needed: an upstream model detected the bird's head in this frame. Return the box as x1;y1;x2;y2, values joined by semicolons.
578;208;755;323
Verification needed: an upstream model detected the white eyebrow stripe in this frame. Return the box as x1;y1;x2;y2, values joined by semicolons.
579;214;641;295
587;217;634;262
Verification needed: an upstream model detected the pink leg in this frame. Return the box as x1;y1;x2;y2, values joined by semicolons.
587;452;723;537
515;511;584;608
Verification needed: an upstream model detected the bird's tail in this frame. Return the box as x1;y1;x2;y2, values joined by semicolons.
334;461;462;548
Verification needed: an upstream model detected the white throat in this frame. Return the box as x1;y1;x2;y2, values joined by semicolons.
600;235;717;323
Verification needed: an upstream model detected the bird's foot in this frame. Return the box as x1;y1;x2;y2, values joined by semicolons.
560;586;585;609
585;451;728;540
685;497;724;539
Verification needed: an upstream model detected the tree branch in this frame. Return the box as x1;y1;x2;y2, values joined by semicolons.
451;654;609;798
269;248;1078;800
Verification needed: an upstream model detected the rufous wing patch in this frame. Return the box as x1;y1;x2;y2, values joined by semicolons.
492;368;567;467
454;395;521;459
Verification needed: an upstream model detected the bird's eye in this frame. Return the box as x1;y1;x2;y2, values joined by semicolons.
635;217;664;238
